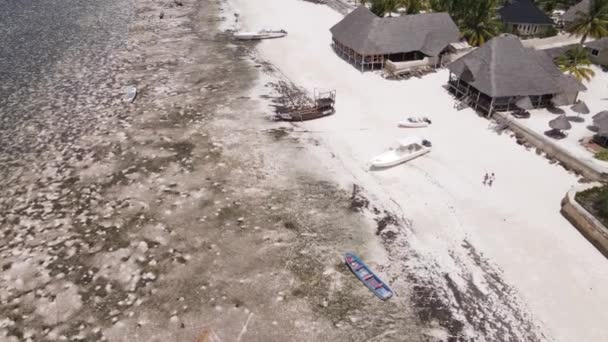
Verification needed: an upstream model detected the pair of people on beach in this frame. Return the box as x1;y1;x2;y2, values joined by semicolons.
483;172;495;187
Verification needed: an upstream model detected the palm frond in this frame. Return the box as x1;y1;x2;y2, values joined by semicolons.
567;0;608;44
556;46;596;82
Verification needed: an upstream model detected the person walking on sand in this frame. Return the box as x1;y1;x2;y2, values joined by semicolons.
483;172;489;185
488;173;495;187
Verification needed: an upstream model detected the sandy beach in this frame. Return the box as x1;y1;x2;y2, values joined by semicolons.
228;0;608;340
3;0;608;341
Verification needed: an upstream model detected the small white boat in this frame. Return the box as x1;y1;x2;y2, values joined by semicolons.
370;137;432;168
398;116;431;128
234;29;287;40
124;85;137;103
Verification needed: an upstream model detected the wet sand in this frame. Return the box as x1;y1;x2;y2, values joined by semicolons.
0;0;131;159
0;0;427;341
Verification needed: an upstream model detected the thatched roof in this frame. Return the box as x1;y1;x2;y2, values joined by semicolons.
585;37;608;51
593;110;608;120
594;115;608;134
571;100;590;114
549;115;572;130
563;0;590;23
593;112;608;134
597;122;608;135
447;34;585;98
330;6;460;56
498;0;554;25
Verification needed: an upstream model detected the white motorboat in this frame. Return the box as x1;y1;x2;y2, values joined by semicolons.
370;137;432;168
234;29;287;40
398;116;431;128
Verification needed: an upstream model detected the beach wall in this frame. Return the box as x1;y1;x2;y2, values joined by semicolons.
495;112;608;182
561;189;608;258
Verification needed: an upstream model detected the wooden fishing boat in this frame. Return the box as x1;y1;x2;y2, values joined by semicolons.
275;89;336;122
276;106;335;121
370;137;431;168
344;252;393;300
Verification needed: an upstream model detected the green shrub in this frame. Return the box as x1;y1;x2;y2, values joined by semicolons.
597;190;608;219
540;25;559;38
576;186;608;227
595;149;608;161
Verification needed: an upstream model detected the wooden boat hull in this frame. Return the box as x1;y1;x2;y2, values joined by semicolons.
276;89;336;121
276;108;334;122
344;252;393;300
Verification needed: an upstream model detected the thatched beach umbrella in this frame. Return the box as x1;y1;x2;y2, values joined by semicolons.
593;110;608;121
597;121;608;135
551;94;569;107
515;96;534;110
588;112;608;134
549;115;572;131
570;100;590;115
594;116;608;134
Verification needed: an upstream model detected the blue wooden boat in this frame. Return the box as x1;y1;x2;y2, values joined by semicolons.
344;252;393;300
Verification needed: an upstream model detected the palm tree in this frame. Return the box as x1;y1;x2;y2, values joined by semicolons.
427;0;466;16
535;0;559;12
362;0;419;17
567;0;608;44
368;0;388;16
428;0;455;12
382;0;402;16
402;0;424;14
460;0;502;46
428;0;501;46
556;46;596;81
534;0;580;12
359;0;430;16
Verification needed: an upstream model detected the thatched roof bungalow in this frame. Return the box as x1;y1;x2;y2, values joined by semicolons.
447;34;585;115
330;6;460;71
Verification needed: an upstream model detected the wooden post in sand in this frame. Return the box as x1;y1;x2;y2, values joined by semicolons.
488;98;495;117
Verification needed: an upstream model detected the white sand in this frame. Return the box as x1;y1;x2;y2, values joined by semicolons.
521;33;587;49
229;1;608;340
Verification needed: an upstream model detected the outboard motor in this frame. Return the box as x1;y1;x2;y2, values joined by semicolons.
422;139;432;147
